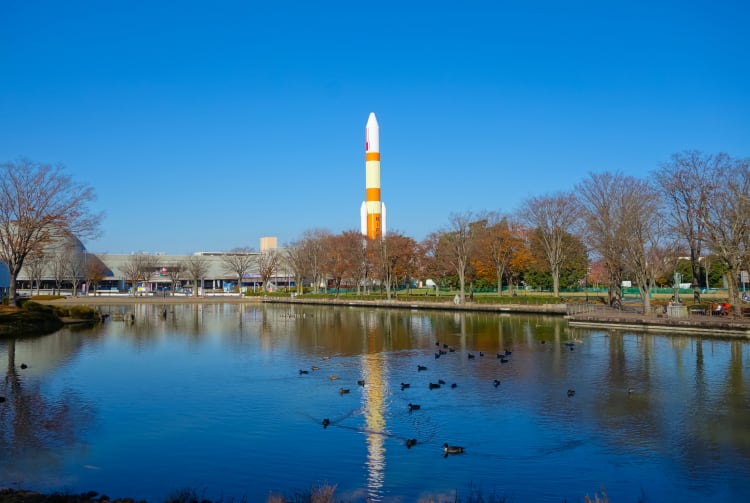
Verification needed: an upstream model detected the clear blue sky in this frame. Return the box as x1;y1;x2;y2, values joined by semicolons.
2;1;748;254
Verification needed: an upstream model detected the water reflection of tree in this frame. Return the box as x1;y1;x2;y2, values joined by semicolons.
1;338;94;484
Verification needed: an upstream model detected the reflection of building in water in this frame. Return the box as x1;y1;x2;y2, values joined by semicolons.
359;311;389;501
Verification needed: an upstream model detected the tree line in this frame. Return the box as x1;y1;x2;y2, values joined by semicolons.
279;151;749;316
2;152;748;314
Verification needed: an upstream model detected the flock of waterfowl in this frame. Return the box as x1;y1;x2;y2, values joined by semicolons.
295;336;602;458
297;340;527;458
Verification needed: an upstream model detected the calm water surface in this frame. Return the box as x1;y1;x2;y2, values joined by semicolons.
1;303;749;502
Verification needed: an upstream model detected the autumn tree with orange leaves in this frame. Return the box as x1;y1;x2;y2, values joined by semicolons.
371;231;420;300
472;213;531;296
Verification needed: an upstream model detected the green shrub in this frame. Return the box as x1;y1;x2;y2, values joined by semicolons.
20;300;51;312
67;305;100;320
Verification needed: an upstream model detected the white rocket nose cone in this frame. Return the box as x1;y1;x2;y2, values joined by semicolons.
367;112;379;129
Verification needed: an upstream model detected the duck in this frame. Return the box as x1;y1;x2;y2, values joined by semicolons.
493;379;501;387
339;388;350;394
467;353;475;359
429;382;441;390
504;350;512;356
496;353;504;359
329;375;339;381
322;418;330;429
299;369;309;375
443;443;465;455
628;388;635;395
438;379;446;385
20;363;28;369
500;357;509;364
479;352;485;357
567;389;576;397
448;347;456;353
400;382;410;390
408;403;421;411
357;379;366;387
417;365;427;371
451;383;457;388
406;438;417;449
435;352;441;359
311;366;320;371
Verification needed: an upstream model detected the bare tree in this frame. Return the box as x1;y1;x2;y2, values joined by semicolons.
441;212;480;303
300;229;330;293
655;151;717;288
617;177;665;313
519;193;579;297
163;262;183;295
257;249;280;292
183;255;210;296
61;241;86;296
121;253;159;295
220;247;256;293
58;236;86;297
576;173;629;307
698;156;750;315
0;159;101;305
340;231;370;295
50;250;66;295
24;248;47;296
284;241;306;295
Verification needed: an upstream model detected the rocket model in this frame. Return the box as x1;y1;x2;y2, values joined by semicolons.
361;112;386;239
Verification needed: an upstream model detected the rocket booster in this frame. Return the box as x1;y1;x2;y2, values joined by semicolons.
360;112;386;239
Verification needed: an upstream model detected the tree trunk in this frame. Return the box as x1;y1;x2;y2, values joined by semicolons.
726;269;742;316
552;265;560;297
8;269;20;307
639;285;651;314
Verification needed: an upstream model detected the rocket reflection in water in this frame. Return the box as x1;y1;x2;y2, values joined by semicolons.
359;312;388;499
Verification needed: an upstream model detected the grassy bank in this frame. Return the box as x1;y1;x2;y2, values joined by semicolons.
0;300;100;337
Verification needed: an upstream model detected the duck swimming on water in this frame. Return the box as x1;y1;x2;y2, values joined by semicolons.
443;443;464;455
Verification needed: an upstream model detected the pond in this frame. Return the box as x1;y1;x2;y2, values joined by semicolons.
1;303;749;502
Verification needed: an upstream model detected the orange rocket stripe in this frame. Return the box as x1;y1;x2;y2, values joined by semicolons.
366;188;381;201
366;152;380;161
